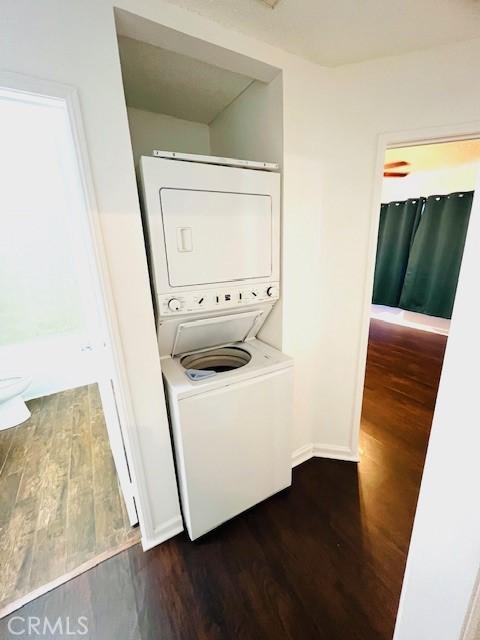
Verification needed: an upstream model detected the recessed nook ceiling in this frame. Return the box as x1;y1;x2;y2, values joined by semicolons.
118;36;254;123
161;0;480;66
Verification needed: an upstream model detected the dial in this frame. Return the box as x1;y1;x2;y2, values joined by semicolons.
266;286;278;298
168;298;182;312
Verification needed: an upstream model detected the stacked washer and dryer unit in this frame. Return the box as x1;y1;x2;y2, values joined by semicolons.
140;151;293;540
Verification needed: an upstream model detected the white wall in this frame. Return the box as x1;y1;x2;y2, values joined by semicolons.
392;172;480;640
209;76;284;351
127;106;210;166
210;78;283;165
312;38;480;457
0;0;331;544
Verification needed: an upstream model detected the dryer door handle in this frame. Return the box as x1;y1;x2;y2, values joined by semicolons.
177;227;193;252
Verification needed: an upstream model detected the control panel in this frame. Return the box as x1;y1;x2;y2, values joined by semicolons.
158;282;280;316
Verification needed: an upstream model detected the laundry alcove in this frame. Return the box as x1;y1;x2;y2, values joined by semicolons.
115;19;284;348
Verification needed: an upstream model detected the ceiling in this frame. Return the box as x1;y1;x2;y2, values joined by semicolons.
161;0;480;66
386;139;480;173
118;36;253;123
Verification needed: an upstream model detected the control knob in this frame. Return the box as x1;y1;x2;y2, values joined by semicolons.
266;286;278;298
168;298;182;312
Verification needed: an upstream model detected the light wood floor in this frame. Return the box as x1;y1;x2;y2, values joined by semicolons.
0;384;139;611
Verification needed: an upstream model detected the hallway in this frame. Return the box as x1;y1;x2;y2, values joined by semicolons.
0;320;448;639
360;319;448;564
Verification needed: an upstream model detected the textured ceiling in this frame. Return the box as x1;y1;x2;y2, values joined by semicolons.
118;36;253;123
161;0;480;66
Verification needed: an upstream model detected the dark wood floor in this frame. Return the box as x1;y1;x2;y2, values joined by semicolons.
0;320;448;639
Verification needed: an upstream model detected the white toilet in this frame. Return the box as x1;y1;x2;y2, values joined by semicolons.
0;377;31;431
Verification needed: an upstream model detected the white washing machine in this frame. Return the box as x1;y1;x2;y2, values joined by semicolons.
140;151;293;540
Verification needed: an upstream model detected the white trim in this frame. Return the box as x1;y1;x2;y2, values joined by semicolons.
0;72;151;534
61;79;140;528
351;120;480;463
141;516;184;551
291;443;314;467
0;536;140;620
313;443;359;462
370;305;450;336
153;149;279;171
291;442;358;467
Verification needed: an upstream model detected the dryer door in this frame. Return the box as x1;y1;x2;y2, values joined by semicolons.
160;188;272;287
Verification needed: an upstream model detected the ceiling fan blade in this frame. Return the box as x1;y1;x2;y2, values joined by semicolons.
384;160;410;169
384;171;410;178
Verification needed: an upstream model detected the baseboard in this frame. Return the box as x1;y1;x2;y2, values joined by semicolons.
313;443;359;462
291;443;314;467
292;443;359;467
141;515;184;551
143;445;358;549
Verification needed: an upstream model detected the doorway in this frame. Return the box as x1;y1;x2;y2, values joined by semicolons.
0;82;139;615
358;137;479;631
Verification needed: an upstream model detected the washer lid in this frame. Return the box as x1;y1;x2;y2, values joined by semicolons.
171;310;265;356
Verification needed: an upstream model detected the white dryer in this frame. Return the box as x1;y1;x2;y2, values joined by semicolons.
139;154;281;315
139;152;293;540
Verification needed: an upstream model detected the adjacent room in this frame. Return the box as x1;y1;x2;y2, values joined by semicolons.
371;139;479;333
359;139;478;603
0;87;138;615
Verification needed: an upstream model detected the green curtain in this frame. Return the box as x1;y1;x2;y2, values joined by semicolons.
372;198;424;307
399;191;473;319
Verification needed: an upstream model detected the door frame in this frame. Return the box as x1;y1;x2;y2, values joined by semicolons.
0;71;139;525
351;120;480;458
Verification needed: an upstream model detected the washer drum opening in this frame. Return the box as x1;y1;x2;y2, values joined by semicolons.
181;346;251;373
